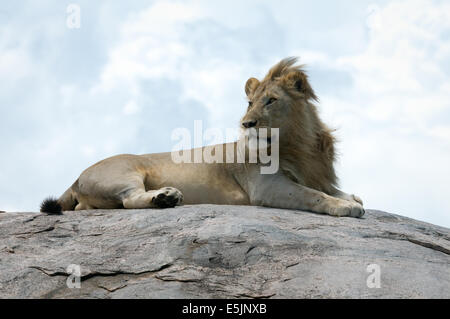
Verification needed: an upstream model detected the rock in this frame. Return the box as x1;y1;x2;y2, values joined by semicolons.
0;205;449;299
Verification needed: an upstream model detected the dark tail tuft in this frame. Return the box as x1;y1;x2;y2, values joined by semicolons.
40;197;63;215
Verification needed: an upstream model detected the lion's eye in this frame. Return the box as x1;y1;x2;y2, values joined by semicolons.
248;101;253;108
266;97;277;106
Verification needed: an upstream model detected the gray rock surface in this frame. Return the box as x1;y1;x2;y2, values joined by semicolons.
0;205;449;299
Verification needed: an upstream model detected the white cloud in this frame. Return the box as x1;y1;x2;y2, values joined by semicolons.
0;48;32;82
429;126;450;141
123;100;141;115
94;0;286;127
95;2;204;91
315;0;450;226
337;0;450;122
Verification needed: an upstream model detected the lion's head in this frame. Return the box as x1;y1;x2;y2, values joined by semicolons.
241;57;338;194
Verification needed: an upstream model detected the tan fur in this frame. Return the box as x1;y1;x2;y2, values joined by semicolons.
51;57;364;218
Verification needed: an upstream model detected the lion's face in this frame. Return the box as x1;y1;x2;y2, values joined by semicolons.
241;80;292;141
240;59;317;144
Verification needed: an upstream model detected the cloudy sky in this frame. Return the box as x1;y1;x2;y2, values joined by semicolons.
1;0;449;227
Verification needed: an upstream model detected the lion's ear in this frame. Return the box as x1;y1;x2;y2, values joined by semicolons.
245;77;260;97
282;71;318;101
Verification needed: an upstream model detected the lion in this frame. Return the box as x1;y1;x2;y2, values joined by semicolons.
40;57;364;218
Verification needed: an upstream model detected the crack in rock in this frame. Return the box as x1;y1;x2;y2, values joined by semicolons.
361;231;450;255
406;238;450;255
12;226;55;236
29;263;173;281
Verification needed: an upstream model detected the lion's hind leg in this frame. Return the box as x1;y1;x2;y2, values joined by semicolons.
122;187;183;209
75;202;95;211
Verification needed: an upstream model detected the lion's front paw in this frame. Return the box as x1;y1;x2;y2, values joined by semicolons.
152;187;184;208
351;194;364;206
329;201;365;218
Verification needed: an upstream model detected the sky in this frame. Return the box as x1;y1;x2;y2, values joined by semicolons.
0;0;449;227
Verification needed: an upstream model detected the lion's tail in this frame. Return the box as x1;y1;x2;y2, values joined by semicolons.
40;185;77;215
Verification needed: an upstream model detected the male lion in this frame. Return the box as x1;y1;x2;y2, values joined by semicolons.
41;57;364;218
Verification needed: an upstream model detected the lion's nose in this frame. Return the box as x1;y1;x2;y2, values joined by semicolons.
242;120;258;128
